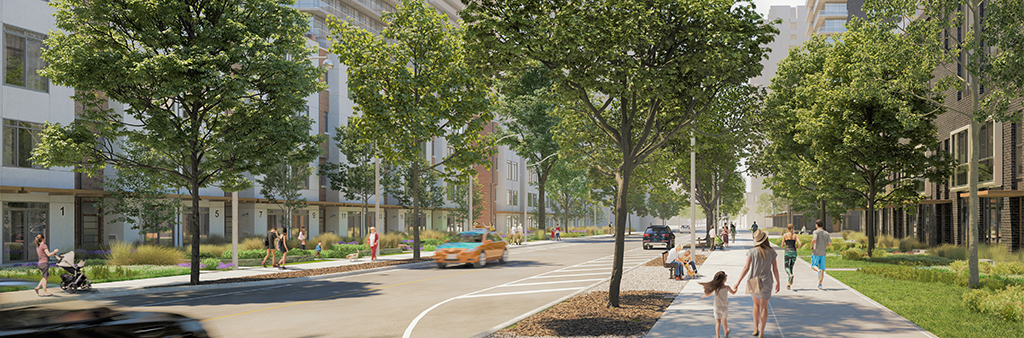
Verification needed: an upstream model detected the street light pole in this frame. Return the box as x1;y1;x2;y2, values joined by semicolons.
690;134;696;255
375;147;381;234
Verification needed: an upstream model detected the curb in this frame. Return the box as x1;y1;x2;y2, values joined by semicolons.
470;253;655;338
0;236;597;310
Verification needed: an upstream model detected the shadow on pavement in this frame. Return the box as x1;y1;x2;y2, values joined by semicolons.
105;279;382;308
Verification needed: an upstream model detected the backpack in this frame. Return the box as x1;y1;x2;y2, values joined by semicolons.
263;236;270;248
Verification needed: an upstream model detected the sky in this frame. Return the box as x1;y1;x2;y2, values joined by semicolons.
752;0;807;18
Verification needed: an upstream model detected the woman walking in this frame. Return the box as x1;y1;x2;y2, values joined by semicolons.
276;229;290;269
34;234;58;296
734;230;780;338
782;224;802;290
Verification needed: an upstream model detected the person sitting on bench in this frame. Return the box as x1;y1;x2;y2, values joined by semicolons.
682;249;698;276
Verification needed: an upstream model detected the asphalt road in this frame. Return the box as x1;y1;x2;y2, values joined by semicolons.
96;236;661;338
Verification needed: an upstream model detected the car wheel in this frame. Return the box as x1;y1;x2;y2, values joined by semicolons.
499;249;508;264
473;252;487;268
436;262;447;269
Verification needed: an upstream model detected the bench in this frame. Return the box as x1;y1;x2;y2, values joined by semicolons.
661;251;695;279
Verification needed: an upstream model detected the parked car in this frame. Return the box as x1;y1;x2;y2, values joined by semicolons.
643;225;675;250
434;230;509;268
0;306;208;337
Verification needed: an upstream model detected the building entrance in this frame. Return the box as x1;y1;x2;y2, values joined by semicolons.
2;202;49;262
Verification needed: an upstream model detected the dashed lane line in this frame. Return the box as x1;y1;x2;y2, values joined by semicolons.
528;272;610;279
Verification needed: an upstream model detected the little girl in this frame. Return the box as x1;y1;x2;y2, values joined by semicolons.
700;271;738;338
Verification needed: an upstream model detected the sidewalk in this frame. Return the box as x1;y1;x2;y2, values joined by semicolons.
1;236;585;309
647;230;936;338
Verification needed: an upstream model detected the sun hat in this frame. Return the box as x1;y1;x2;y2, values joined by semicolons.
752;230;768;246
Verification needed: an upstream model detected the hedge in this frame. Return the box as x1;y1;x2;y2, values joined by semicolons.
860;266;1021;290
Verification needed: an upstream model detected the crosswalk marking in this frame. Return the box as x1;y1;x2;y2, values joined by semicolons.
499;279;606;287
457;287;585;299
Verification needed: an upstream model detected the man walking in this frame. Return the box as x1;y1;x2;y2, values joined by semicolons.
262;228;278;268
368;227;380;261
811;219;830;290
730;223;736;243
750;221;758;234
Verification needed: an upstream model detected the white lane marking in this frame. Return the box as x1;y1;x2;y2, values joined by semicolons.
457;287;584;299
138;283;291;307
528;272;610;279
769;302;786;338
499;279;606;287
404;249;647;338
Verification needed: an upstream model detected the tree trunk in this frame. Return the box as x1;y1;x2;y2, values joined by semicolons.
820;198;826;231
867;187;876;257
607;164;633;308
411;160;421;259
189;181;201;285
968;118;980;287
538;171;549;230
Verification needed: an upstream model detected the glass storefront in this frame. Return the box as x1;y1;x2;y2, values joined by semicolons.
2;202;49;262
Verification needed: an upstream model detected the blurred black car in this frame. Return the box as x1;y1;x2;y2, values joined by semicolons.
643;225;675;250
0;306;208;337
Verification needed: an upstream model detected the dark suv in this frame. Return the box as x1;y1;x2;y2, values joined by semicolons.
643;225;675;250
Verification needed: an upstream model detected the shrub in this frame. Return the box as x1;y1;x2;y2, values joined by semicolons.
286;249;312;256
88;265;113;280
842;248;866;260
221;249;270;259
241;237;266;251
199;244;230;259
841;230;854;240
420;229;452;241
380;232;405;248
876;235;897;249
861;265;966;286
848;231;868;246
897;237;929;252
107;242;185;266
310;233;344;248
992;262;1024;276
963;285;1024;322
331;244;367;257
928;244;968;260
423;238;445;246
201;234;230;245
871;248;888;258
201;258;221;270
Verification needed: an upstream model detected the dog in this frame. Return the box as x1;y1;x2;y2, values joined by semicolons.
346;250;360;262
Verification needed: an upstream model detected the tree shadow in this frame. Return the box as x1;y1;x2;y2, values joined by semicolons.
104;279;381;308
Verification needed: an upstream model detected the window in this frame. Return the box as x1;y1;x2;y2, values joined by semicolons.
822;3;847;16
820;19;846;33
513;161;518;181
447;181;459;201
505;160;518;181
4;26;47;91
3;119;44;168
979;121;994;182
951;129;968;187
789;23;796;31
528;193;537;207
951;121;995;187
507;189;518;206
1018;121;1024;178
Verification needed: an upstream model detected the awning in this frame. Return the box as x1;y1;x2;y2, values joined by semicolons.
957;190;1024;198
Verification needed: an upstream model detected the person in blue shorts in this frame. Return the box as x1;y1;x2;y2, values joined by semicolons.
314;241;322;259
810;219;830;290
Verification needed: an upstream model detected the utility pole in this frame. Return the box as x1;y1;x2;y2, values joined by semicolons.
689;134;696;254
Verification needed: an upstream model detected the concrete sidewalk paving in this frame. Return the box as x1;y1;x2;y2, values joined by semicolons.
647;230;936;338
1;235;598;309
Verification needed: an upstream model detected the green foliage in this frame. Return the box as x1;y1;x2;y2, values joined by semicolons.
310;233;345;247
448;175;485;230
320;122;380;238
222;249;269;260
865;254;953;267
379;232;406;249
963;286;1024;322
199;244;230;259
97;169;181;237
241;237;267;251
258;161;312;234
897;237;929;252
107;242;184;266
200;258;221;270
843;248;867;260
328;0;493;259
871;248;889;258
36;0;327;284
841;230;854;240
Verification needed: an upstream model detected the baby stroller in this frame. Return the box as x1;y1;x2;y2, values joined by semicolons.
56;251;92;293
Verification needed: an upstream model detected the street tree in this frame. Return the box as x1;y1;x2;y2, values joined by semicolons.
649;185;683;227
496;68;561;231
320;122;378;237
462;0;776;307
863;0;1024;287
764;19;952;258
448;175;484;232
382;160;446;232
99;157;181;244
258;158;312;238
329;0;492;258
34;0;325;284
547;161;590;231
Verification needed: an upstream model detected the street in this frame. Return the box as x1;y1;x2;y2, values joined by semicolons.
98;236;660;338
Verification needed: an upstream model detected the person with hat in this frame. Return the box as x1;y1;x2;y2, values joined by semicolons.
734;230;779;338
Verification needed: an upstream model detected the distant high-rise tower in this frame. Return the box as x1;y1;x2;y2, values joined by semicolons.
749;6;809;89
804;0;867;37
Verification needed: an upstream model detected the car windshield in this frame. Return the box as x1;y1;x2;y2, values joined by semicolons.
450;232;485;243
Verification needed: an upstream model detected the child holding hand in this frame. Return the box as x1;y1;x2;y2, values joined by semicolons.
700;271;738;338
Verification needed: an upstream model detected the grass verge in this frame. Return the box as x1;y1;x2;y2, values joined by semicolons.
831;271;1023;337
799;256;895;269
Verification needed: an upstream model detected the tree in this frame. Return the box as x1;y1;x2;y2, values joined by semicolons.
329;0;492;258
382;160;446;232
547;161;590;231
449;175;484;232
864;0;1024;287
764;19;952;259
496;68;561;231
649;185;683;226
34;0;324;284
463;0;776;307
258;159;312;238
99;156;181;244
321;122;378;237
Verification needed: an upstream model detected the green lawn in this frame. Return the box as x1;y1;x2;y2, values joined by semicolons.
831;271;1023;337
799;256;895;269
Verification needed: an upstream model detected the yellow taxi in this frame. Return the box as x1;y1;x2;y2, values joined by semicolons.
434;230;508;268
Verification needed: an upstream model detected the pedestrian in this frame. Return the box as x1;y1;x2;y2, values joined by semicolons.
683;249;698;275
550;228;555;241
516;223;524;245
555;226;561;241
34;234;58;297
315;241;322;259
722;226;729;248
734;230;780;338
730;223;736;243
367;227;380;261
667;244;685;280
750;221;758;234
262;228;278;268
782;224;802;290
275;228;291;269
811;219;831;290
700;271;738;338
299;226;307;250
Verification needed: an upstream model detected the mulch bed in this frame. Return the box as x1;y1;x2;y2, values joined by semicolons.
146;258;432;288
493;291;673;337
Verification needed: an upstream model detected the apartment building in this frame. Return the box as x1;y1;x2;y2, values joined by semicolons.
0;0;626;265
804;0;866;37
